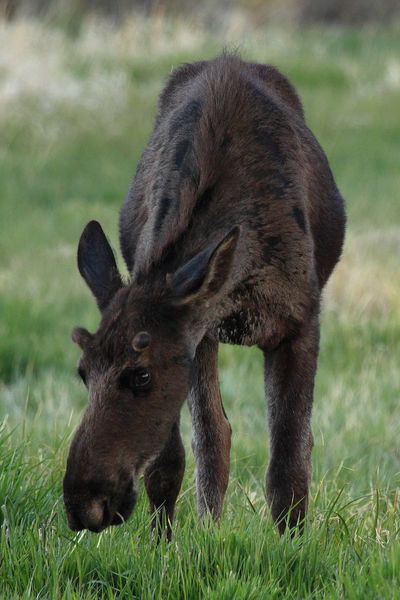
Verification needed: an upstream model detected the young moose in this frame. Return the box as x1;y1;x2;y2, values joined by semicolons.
64;54;345;536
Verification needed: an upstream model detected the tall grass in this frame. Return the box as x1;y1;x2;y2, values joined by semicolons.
0;16;399;599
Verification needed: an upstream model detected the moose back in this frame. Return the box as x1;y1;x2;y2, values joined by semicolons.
63;54;345;536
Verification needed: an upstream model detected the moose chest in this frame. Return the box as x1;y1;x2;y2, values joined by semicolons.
212;271;309;349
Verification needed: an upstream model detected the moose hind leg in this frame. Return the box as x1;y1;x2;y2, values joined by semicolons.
189;336;231;521
144;420;185;540
263;315;319;534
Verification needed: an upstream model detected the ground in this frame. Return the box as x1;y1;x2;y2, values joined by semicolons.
0;17;399;599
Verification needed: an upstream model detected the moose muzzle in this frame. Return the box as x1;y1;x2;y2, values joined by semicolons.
64;477;137;533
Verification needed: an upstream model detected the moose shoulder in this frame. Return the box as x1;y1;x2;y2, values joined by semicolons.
63;54;345;537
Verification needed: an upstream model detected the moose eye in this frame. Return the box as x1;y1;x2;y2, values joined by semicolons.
119;368;152;393
134;369;151;387
77;366;87;386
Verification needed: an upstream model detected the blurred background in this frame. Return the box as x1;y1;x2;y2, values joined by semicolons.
2;0;400;25
0;2;399;597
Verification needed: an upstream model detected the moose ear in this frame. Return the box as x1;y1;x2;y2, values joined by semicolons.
77;221;123;311
71;326;92;349
167;227;239;305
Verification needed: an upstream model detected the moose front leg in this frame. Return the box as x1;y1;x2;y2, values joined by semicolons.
189;336;231;521
263;316;319;534
144;420;185;540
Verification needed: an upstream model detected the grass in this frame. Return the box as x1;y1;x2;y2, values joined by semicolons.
0;15;399;599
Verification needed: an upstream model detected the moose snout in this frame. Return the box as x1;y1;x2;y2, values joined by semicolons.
63;479;137;533
66;497;109;533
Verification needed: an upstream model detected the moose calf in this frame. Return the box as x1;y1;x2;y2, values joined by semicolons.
64;54;345;537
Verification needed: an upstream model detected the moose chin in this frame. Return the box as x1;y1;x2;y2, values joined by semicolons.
63;53;345;539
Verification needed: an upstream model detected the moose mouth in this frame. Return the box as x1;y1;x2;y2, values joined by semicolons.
65;482;137;533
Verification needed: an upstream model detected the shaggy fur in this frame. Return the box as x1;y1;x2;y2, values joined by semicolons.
64;54;345;536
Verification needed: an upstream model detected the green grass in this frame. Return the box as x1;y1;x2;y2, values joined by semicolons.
0;17;399;599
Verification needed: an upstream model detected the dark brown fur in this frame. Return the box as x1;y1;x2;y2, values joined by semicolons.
64;54;345;536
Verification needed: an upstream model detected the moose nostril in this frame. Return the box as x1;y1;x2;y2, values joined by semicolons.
67;509;84;531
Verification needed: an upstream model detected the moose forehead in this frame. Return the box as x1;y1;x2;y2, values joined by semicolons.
77;286;189;365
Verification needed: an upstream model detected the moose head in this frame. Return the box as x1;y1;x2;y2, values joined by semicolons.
63;221;238;532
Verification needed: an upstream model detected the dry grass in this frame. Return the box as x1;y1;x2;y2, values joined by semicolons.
325;228;400;322
2;17;399;113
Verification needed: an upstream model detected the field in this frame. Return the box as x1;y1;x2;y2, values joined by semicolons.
1;16;400;599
